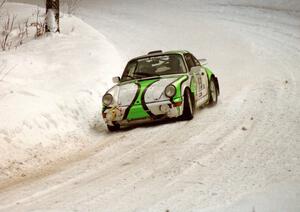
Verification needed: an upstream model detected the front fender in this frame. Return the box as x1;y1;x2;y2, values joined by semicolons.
205;67;220;95
170;75;189;103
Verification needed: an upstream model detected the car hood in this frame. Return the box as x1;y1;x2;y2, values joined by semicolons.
108;75;184;106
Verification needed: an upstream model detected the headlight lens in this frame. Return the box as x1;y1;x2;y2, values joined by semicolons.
102;93;113;106
165;85;176;98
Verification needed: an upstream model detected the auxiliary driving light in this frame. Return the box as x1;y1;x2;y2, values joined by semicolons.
160;104;170;113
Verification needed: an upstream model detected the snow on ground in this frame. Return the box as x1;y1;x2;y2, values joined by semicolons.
0;3;122;186
0;0;299;212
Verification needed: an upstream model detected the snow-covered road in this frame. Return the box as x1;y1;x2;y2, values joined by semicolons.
0;0;300;211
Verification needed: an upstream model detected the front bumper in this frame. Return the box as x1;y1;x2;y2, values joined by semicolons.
102;100;182;126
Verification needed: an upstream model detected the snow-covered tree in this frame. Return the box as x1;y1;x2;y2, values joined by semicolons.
46;0;60;33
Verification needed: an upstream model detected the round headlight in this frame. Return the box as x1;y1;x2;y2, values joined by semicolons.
102;93;113;106
165;85;176;98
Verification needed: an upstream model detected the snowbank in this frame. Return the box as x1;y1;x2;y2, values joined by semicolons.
0;3;122;185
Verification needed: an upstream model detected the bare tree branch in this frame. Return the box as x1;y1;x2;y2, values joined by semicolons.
0;0;7;9
32;7;46;38
1;14;16;51
0;0;7;19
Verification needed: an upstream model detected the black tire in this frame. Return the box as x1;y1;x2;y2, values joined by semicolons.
208;78;218;106
107;124;120;132
182;89;194;120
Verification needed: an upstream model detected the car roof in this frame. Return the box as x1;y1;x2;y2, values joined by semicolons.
129;50;190;61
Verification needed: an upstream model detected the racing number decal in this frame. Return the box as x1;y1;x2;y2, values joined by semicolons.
197;73;203;96
193;66;203;98
200;67;209;97
185;53;204;99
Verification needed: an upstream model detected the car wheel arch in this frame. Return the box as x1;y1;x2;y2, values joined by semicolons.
209;74;220;95
183;87;195;108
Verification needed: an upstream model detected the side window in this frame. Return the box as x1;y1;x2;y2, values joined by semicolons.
184;54;195;71
192;55;201;66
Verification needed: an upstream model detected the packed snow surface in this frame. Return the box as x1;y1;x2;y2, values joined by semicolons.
0;0;300;211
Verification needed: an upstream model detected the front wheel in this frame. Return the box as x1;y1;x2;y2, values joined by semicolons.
182;90;194;120
208;78;218;106
107;124;120;132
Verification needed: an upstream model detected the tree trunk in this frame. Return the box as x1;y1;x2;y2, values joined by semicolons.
46;0;60;33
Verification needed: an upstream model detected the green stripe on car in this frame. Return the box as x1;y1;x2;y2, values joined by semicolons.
127;79;158;120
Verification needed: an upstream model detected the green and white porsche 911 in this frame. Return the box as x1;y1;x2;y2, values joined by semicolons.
102;50;220;131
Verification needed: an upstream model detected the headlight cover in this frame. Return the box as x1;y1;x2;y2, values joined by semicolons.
102;93;113;106
165;85;176;98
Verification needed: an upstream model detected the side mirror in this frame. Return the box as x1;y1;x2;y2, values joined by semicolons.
198;58;207;66
112;76;120;84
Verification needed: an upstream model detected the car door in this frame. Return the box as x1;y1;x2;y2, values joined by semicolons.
192;55;209;99
184;53;202;100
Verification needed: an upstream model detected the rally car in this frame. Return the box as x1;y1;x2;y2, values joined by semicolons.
102;50;220;131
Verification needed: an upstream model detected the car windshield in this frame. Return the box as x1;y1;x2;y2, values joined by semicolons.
121;54;186;81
